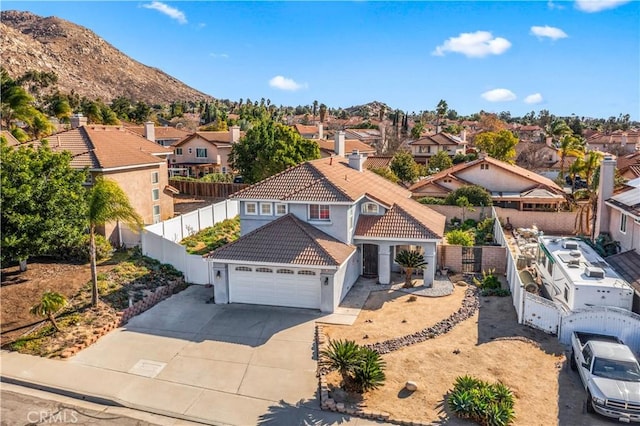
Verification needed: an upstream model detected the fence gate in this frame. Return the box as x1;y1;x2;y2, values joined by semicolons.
461;247;482;273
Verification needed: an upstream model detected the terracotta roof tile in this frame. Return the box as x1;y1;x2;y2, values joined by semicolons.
355;205;441;239
126;126;191;139
1;130;21;147
410;133;464;146
294;124;319;135
206;214;355;266
317;139;376;155
364;155;393;169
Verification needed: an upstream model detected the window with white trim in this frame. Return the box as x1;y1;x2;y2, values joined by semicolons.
245;202;257;215
175;148;183;155
361;202;379;214
481;163;489;170
152;188;160;201
620;214;627;233
151;171;159;184
309;204;330;221
275;203;287;216
153;205;161;223
260;202;272;215
196;148;207;158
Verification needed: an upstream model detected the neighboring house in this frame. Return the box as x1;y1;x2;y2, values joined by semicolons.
47;124;174;245
170;126;242;177
586;130;640;155
344;128;383;148
1;130;21;147
407;132;467;164
409;156;566;211
205;153;446;313
364;155;394;170
618;152;640;180
517;125;544;142
294;123;324;139
127;122;191;147
316;131;376;158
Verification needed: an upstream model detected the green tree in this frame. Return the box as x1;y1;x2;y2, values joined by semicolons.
369;166;399;183
436;99;448;129
474;130;518;163
229;119;320;184
30;291;67;332
87;177;142;306
411;122;425;140
428;150;453;173
394;249;427;288
444;185;492;207
390;150;418;184
445;229;475;246
1;140;88;271
130;101;151;123
545;118;572;145
1;69;36;130
319;103;327;123
456;196;475;222
557;134;584;178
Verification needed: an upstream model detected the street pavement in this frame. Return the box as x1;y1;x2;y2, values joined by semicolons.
1;285;385;426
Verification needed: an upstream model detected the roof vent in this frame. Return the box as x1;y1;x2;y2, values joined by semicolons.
585;267;605;279
569;250;581;257
563;241;579;250
568;259;580;268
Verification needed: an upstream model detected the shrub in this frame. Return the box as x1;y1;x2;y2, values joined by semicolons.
445;229;475;246
62;234;113;262
369;167;399;184
352;347;386;392
448;375;515;426
321;339;386;393
444;185;492;207
321;339;362;380
418;196;445;205
461;219;477;230
473;268;501;290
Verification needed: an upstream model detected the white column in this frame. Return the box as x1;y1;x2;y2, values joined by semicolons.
423;243;436;287
378;243;391;285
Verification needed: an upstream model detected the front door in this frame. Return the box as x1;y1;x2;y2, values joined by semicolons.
362;244;378;278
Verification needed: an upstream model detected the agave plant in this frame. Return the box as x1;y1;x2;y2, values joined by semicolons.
448;376;515;426
320;339;363;382
30;291;67;332
352;347;386;392
394;249;427;288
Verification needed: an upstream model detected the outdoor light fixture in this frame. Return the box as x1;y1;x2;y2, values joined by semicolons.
216;270;221;279
323;277;329;286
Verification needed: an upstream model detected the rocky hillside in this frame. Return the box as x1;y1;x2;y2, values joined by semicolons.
0;10;212;105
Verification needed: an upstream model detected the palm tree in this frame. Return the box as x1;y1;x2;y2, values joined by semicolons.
394;249;427;288
30;291;67;332
88;177;142;307
319;103;327;123
545;119;572;146
557;134;584;179
321;339;362;385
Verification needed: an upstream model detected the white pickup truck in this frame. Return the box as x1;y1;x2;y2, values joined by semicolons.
571;332;640;423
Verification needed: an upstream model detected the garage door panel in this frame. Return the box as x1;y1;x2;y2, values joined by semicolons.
229;267;320;309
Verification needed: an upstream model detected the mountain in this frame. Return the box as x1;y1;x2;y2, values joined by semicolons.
0;10;212;105
344;101;393;120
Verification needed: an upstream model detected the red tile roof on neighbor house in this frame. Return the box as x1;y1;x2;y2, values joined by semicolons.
47;126;171;170
409;155;562;193
232;157;446;239
206;213;355;266
175;130;244;147
317;139;376;156
1;130;21;147
409;132;464;147
126;125;192;140
364;155;393;169
294;124;319;135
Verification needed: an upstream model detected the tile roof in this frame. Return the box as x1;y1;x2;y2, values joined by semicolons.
233;158;445;239
294;124;319;135
355;205;441;239
47;126;171;169
364;155;393;169
126;125;191;140
410;133;464;147
409;156;562;193
1;130;21;147
606;250;640;294
176;130;244;147
618;152;640;170
206;214;355;266
317;139;376;155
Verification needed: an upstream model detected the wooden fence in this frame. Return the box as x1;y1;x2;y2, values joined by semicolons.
170;180;248;198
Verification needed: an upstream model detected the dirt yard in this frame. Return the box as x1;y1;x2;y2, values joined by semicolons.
322;285;609;425
1;260;116;345
173;194;221;215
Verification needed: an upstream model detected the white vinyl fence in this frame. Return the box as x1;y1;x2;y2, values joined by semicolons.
142;200;238;284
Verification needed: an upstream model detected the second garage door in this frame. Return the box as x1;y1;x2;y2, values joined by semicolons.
229;266;321;309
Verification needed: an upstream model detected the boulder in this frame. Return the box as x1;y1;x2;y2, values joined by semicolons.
405;381;418;391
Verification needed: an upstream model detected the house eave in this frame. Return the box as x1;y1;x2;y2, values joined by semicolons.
204;258;339;270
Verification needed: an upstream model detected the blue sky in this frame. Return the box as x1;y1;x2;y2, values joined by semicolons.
4;1;639;120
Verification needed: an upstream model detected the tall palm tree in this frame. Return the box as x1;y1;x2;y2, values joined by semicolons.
557;134;584;179
88;177;142;307
30;291;67;332
545;119;572;146
394;249;427;288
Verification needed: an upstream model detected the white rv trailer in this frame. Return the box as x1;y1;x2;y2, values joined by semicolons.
535;236;634;312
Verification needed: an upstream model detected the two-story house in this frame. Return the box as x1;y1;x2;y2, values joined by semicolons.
294;123;324;139
48;124;174;246
205;153;446;313
317;131;376;158
127;122;191;147
170;126;242;177
586;131;640;155
408;132;467;164
409;156;566;211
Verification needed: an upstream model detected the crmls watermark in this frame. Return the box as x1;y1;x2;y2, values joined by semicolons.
27;410;79;424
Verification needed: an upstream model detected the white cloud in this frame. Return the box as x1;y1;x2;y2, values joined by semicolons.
432;31;511;58
575;0;631;12
142;2;187;24
547;1;565;10
268;76;308;91
524;93;544;104
481;89;517;102
210;53;229;59
531;25;568;40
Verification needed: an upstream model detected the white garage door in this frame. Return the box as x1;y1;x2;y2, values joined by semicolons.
229;266;321;309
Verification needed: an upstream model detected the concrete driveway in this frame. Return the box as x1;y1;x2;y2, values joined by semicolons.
66;285;378;425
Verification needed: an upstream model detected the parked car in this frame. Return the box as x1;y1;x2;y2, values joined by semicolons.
571;331;640;423
233;175;244;184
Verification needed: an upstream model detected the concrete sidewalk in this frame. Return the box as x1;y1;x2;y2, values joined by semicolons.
1;285;385;425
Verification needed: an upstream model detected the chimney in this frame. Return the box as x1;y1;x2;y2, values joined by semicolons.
317;123;324;140
348;149;365;172
230;125;241;143
460;129;467;142
594;155;617;240
436;124;442;134
144;121;155;142
621;133;628;146
545;136;553;147
70;113;87;129
334;131;346;157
